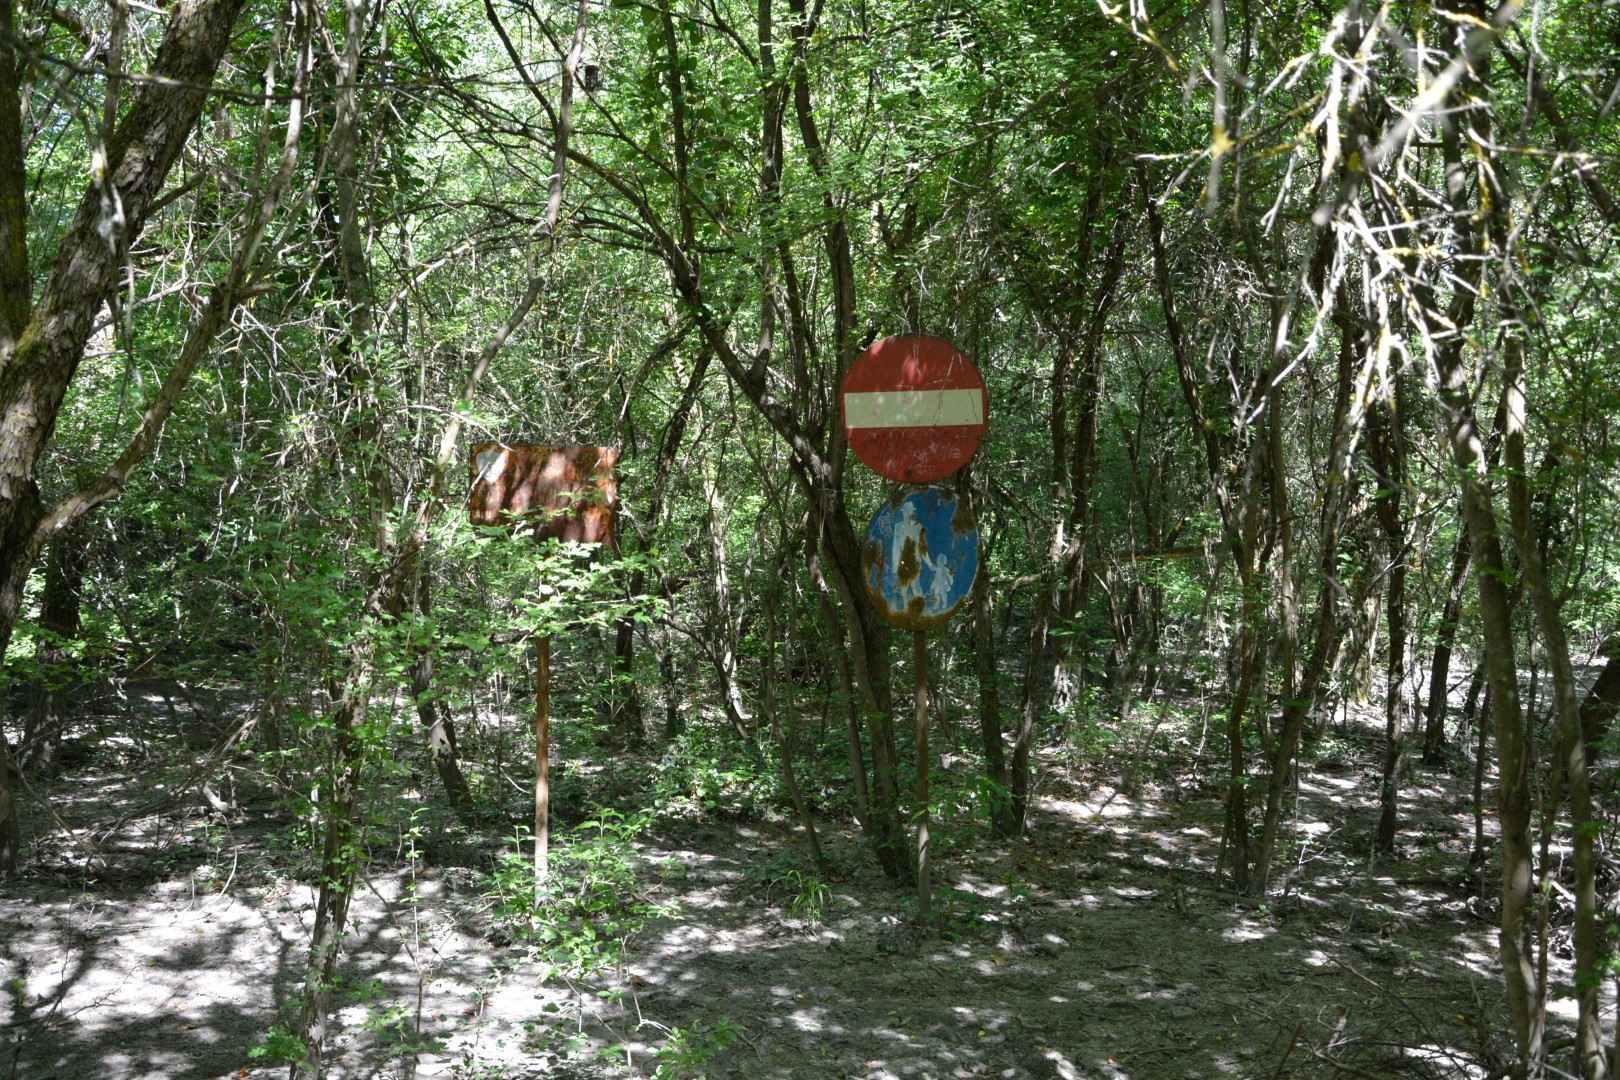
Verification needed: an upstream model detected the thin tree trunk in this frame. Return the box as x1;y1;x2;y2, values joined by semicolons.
1420;15;1537;1066
1458;664;1486;749
1222;608;1257;893
814;582;870;834
1428;238;1539;1080
1373;389;1409;856
1471;684;1489;869
700;459;756;745
1502;329;1605;1078
610;329;698;746
409;574;470;813
1051;231;1128;713
765;585;825;871
21;520;87;775
971;506;1015;838
1251;294;1359;892
1442;399;1537;1072
1422;522;1473;765
293;0;388;1070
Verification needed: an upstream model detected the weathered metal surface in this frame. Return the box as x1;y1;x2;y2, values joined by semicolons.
841;334;988;484
861;487;979;631
468;444;619;546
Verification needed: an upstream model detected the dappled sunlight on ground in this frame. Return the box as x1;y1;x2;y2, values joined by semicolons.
0;717;1593;1080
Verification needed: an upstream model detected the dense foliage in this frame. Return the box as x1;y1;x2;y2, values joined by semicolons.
3;0;1619;1075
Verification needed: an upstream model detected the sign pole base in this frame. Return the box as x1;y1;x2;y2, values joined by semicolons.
536;633;551;899
914;629;930;922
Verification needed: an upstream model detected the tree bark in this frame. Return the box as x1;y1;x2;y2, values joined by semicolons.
293;0;387;1070
1372;389;1409;856
765;577;825;870
610;328;697;745
1421;521;1473;765
1578;650;1620;761
0;0;253;671
1250;277;1359;894
699;455;757;745
0;0;285;874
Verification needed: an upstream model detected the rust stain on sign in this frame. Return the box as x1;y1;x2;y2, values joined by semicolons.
862;487;978;631
468;444;619;546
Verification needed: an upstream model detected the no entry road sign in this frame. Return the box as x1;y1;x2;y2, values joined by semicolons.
862;487;979;631
842;334;987;484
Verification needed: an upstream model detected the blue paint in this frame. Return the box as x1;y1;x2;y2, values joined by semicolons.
863;487;979;631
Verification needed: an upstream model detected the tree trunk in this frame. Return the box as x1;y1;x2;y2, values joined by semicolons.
0;0;273;874
1421;521;1473;765
812;579;870;835
1429;120;1540;1080
610;328;698;746
1372;390;1409;856
1251;292;1359;893
1051;231;1128;714
1501;328;1605;1078
1578;649;1620;762
292;0;387;1070
0;0;254;663
765;585;825;871
21;519;87;775
970;501;1015;838
700;459;756;745
409;574;470;813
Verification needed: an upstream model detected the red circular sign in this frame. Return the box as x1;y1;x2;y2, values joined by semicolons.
841;335;988;483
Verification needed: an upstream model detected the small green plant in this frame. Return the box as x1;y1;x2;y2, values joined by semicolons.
650;728;771;817
247;1023;305;1064
775;868;830;925
650;1017;742;1079
481;809;672;977
747;854;832;926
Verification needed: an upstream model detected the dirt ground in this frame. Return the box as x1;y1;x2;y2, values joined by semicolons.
0;706;1581;1080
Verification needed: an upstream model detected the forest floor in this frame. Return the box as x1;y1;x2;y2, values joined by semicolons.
0;690;1582;1080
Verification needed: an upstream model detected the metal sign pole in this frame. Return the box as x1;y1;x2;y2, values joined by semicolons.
470;445;620;905
536;633;551;896
914;629;931;922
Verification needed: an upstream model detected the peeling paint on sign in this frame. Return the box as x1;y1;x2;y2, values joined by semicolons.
861;487;978;631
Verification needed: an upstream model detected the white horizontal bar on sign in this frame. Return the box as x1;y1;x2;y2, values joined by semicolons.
844;389;983;429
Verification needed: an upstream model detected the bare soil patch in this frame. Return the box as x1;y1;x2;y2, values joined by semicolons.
0;721;1559;1080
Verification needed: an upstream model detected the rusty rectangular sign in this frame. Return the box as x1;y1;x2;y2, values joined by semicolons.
468;444;619;546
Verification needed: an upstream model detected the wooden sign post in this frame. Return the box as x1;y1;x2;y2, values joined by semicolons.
913;629;931;919
469;444;617;892
843;334;988;922
859;485;979;921
536;632;551;884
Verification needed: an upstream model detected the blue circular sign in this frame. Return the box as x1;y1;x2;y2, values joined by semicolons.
862;487;979;631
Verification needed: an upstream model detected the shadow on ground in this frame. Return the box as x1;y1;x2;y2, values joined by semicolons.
0;726;1546;1080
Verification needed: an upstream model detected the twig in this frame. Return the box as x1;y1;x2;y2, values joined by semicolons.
1267;1019;1303;1079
